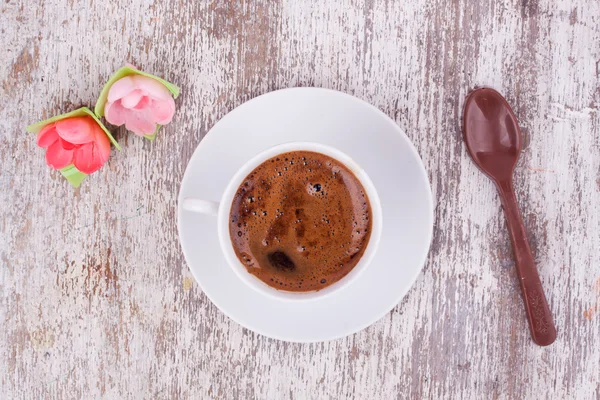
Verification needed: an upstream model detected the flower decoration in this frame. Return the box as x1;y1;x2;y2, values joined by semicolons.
26;107;121;188
95;65;180;140
27;63;179;188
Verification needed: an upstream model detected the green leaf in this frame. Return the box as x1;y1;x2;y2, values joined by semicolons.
26;107;121;151
94;65;180;118
144;125;161;141
59;165;87;188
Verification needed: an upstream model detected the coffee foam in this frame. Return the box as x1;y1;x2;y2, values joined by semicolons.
229;151;372;292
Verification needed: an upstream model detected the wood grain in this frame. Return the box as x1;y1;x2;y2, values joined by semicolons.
1;0;599;398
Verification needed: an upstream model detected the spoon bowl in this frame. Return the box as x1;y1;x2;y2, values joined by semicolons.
463;88;522;182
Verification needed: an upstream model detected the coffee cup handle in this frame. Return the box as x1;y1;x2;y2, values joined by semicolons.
181;198;219;216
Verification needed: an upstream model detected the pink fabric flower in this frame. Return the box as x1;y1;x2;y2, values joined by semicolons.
36;116;110;174
104;75;176;136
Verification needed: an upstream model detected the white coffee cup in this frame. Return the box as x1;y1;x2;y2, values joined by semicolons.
181;142;382;301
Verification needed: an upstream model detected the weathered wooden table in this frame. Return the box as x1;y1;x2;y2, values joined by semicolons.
2;1;599;398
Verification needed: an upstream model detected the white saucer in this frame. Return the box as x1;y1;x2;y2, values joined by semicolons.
178;88;433;342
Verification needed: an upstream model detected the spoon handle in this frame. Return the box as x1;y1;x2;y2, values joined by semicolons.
496;180;557;346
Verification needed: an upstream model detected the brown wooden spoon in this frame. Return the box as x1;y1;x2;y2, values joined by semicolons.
463;87;557;346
